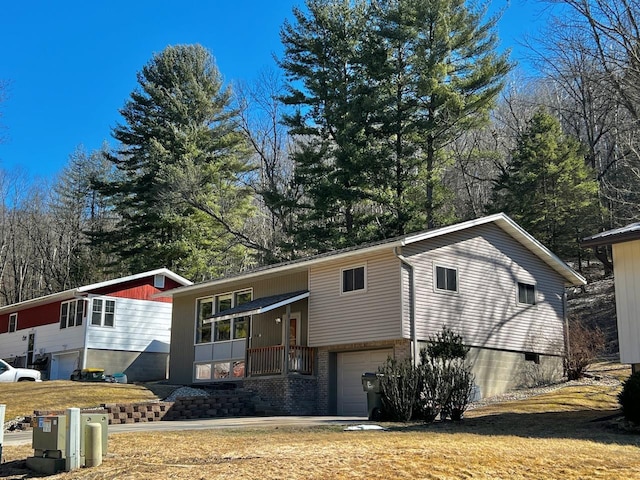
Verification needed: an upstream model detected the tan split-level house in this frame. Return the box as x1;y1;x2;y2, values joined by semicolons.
165;213;585;416
582;224;640;374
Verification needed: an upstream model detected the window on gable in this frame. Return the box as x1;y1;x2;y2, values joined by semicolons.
60;299;86;329
342;266;366;293
154;274;165;289
8;313;17;333
91;298;116;327
435;265;458;292
518;282;536;305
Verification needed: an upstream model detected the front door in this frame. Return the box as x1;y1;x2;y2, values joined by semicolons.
27;333;35;367
288;313;302;372
289;314;300;346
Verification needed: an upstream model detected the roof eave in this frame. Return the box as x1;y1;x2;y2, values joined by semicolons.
161;240;404;298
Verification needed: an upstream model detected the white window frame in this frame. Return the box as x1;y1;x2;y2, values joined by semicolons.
341;264;367;295
60;299;86;329
194;360;245;382
517;282;537;306
434;264;458;294
194;288;252;345
154;274;165;289
8;313;17;333
90;298;116;327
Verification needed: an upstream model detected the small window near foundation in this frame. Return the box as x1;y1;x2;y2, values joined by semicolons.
525;352;540;364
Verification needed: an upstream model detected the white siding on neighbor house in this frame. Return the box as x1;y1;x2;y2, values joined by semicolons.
308;250;402;346
86;297;172;353
402;223;566;355
612;241;640;364
0;322;85;359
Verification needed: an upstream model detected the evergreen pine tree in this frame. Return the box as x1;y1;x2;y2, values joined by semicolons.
490;110;600;258
98;44;254;278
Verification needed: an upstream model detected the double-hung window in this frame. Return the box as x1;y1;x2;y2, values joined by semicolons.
517;282;536;305
60;299;86;329
342;265;366;293
91;298;116;327
435;265;458;293
8;313;17;333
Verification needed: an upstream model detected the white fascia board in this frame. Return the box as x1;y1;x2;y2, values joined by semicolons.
204;291;310;323
162;242;403;298
77;268;193;293
402;213;585;287
0;289;80;314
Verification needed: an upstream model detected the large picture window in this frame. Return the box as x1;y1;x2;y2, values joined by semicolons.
91;298;116;327
60;299;86;329
196;289;252;344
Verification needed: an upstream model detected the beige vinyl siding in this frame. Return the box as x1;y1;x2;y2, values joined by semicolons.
308;250;402;346
403;223;566;355
612;241;640;364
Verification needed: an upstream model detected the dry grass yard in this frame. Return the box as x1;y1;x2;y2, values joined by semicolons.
1;364;638;479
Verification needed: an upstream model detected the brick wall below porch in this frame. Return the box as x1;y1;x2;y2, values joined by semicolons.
243;375;318;415
316;339;411;415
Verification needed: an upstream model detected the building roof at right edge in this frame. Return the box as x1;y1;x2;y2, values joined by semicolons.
581;223;640;248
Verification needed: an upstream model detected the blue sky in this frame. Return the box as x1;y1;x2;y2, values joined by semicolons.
0;0;552;181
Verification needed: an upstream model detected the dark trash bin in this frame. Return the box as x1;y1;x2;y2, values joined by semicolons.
361;372;384;420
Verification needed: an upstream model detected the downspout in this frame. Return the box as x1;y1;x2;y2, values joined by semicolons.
81;296;90;369
563;290;569;375
394;247;419;365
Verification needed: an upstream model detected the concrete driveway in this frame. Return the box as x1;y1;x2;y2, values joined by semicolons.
3;416;367;446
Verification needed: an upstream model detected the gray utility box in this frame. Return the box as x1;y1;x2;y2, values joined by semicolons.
29;412;108;473
32;415;66;458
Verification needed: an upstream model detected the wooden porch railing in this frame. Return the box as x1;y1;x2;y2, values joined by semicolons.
247;345;314;376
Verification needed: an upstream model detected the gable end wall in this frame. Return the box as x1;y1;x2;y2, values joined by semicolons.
403;223;567;355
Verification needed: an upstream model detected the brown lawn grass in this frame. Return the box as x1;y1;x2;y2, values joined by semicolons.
1;366;638;479
0;381;172;420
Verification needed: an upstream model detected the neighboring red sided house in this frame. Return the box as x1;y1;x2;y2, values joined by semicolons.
165;213;586;417
0;268;192;381
582;224;640;375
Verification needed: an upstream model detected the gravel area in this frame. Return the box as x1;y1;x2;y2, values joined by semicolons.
467;374;621;410
162;386;211;402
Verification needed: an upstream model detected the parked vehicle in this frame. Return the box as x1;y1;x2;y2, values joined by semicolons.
69;368;107;382
0;358;42;382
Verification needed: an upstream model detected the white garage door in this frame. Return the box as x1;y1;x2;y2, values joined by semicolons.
52;352;79;380
337;349;392;416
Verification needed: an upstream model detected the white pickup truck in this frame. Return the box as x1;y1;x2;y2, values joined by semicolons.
0;358;42;382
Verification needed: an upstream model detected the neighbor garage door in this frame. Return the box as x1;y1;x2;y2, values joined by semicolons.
52;352;79;380
337;349;392;416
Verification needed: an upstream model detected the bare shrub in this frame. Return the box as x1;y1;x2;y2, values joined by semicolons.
378;357;419;422
565;317;606;380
